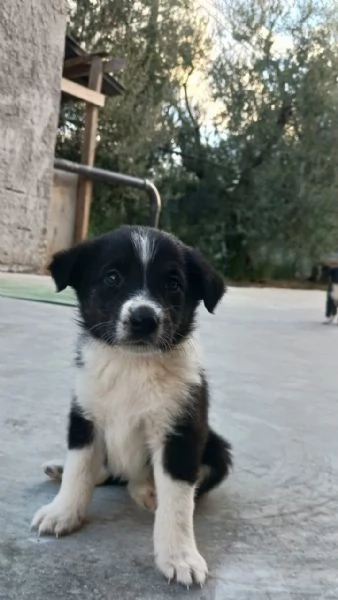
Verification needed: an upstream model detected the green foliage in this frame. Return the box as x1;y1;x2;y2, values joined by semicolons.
57;0;338;280
57;0;208;235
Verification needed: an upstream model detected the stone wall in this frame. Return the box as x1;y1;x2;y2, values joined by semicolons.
0;1;67;272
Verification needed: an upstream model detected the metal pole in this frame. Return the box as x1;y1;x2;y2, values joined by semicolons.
54;158;162;228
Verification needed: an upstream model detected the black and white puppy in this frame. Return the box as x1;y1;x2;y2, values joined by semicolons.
324;267;338;324
31;225;232;587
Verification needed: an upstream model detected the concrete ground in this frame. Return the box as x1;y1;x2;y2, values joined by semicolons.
1;288;338;600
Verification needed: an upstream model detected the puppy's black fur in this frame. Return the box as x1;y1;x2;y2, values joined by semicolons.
49;226;232;497
325;267;338;321
164;374;232;496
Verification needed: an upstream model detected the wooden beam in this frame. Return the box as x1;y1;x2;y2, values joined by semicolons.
103;57;126;73
74;58;103;243
63;65;92;80
61;77;105;107
64;53;108;69
64;57;126;81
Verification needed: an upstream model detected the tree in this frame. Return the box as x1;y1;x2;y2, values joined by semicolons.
183;0;338;277
58;0;338;280
57;0;209;232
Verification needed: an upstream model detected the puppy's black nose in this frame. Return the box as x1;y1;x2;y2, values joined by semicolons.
129;306;159;336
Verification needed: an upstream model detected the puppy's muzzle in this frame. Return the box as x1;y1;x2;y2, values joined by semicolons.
129;305;159;338
117;296;163;346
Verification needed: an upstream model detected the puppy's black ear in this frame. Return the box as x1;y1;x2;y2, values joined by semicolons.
186;247;226;313
49;246;81;292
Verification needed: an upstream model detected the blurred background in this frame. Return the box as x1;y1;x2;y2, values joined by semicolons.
2;0;338;286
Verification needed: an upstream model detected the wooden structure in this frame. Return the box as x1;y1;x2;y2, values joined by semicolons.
60;35;125;243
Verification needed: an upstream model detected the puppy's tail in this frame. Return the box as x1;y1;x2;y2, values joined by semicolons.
196;429;233;498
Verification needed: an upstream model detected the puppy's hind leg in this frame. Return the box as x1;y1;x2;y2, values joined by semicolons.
43;460;64;482
128;466;157;512
43;459;110;486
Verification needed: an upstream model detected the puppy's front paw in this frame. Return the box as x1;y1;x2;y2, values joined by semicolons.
155;545;208;587
31;500;85;537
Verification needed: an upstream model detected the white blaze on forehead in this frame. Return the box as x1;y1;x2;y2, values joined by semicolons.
131;230;155;266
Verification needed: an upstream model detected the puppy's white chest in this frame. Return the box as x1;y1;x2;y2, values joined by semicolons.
76;341;201;479
80;364;153;478
104;396;147;479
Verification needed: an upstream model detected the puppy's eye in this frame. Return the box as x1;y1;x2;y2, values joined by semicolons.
165;276;181;292
104;270;123;288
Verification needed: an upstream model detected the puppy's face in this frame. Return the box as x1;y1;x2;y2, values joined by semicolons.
49;226;225;353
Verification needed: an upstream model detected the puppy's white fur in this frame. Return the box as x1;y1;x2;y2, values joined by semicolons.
153;448;208;586
77;337;201;477
32;336;208;584
131;230;155;266
33;445;100;535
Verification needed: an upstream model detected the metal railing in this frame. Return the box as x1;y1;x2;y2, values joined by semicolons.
54;158;162;228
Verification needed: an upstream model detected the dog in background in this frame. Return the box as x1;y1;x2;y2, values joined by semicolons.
31;225;232;587
325;267;338;323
